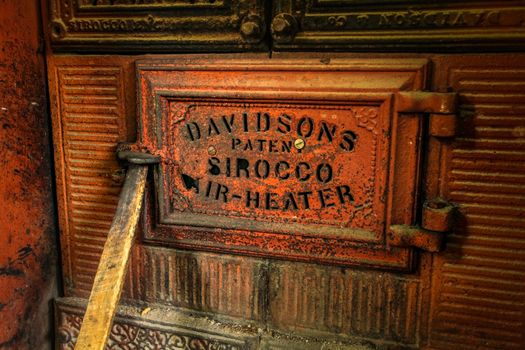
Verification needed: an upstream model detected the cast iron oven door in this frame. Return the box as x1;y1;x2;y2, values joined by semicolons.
134;57;451;271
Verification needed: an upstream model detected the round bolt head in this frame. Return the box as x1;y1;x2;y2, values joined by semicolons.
272;17;290;35
294;138;305;150
207;146;217;156
241;21;261;38
271;13;298;43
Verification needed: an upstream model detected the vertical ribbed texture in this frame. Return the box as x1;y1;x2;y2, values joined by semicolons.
269;263;420;344
57;66;126;296
429;66;525;350
137;246;266;321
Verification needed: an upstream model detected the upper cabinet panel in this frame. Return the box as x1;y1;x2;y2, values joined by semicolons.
48;0;267;52
271;0;525;51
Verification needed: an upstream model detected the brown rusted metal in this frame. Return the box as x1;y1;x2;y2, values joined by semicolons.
388;199;454;252
396;91;458;114
271;1;525;51
75;164;148;350
422;199;455;232
133;56;434;270
46;55;140;299
429;113;457;137
389;225;445;253
0;0;57;348
48;0;267;52
425;55;525;350
47;53;525;350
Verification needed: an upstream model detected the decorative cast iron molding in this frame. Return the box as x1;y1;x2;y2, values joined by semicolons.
49;0;267;52
56;299;255;350
271;1;525;51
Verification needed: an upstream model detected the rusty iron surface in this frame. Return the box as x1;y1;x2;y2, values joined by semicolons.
74;165;148;350
47;54;525;350
46;0;525;53
47;0;267;52
271;1;525;52
46;56;137;298
55;297;259;350
0;0;58;349
425;54;525;350
136;56;432;269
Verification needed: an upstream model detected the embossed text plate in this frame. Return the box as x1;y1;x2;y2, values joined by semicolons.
138;56;428;270
49;0;267;52
272;0;525;51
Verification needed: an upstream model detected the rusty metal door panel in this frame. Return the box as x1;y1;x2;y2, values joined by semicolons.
47;0;267;52
135;56;438;270
271;1;525;51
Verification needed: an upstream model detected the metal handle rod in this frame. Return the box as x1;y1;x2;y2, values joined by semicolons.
75;165;148;350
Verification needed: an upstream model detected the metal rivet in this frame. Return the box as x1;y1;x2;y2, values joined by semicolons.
272;17;291;35
240;14;265;44
294;138;305;150
241;21;261;38
271;13;298;43
208;146;217;156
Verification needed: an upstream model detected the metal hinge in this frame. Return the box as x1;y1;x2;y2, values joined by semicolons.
397;91;458;137
388;199;456;253
387;91;459;253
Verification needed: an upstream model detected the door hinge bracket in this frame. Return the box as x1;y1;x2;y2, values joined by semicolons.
388;199;455;252
396;91;458;138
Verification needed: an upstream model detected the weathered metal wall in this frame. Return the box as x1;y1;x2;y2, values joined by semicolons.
0;0;58;349
48;54;525;350
42;1;525;349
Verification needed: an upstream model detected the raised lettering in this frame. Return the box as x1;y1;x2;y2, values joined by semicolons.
277;114;292;133
246;190;260;208
297;117;314;138
336;185;354;205
186;122;201;141
316;163;333;184
339;130;357;151
222;114;235;133
208;157;220;175
255;159;270;179
295;162;311;182
236;158;250;178
181;173;199;193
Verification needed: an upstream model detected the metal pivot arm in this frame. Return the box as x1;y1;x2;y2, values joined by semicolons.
74;164;148;350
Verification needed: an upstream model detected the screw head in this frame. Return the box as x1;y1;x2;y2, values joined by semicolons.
207;146;217;156
294;138;305;150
